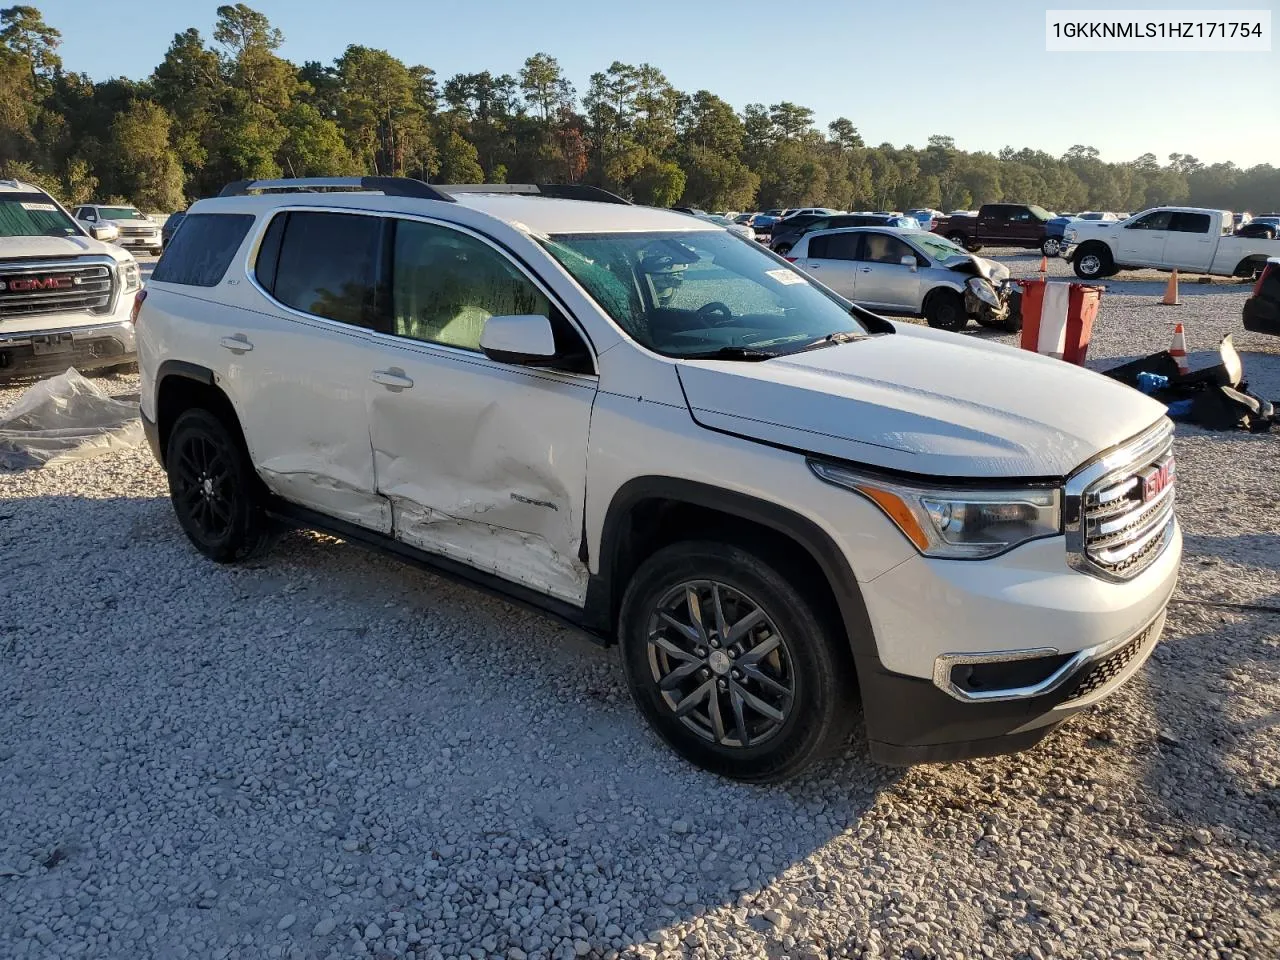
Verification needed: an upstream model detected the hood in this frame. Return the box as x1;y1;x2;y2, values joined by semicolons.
676;323;1166;478
0;234;132;263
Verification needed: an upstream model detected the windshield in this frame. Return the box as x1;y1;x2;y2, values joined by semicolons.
908;232;969;260
0;195;81;238
97;207;147;221
541;230;867;358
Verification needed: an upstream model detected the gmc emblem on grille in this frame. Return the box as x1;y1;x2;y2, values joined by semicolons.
0;276;74;292
1140;459;1175;503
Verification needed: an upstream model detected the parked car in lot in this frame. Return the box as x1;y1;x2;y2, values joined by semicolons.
74;203;163;256
696;212;756;241
905;208;944;231
1236;219;1277;240
771;213;918;254
1243;257;1280;335
786;227;1018;331
138;176;1182;781
1062;207;1280;280
161;209;187;250
0;179;142;379
931;203;1055;253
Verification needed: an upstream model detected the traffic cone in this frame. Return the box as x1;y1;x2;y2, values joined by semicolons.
1169;322;1190;375
1160;269;1181;306
1039;254;1047;275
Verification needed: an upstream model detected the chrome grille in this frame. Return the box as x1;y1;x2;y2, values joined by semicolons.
1066;420;1176;581
119;225;156;236
0;261;115;319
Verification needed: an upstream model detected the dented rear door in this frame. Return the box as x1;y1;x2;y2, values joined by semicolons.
365;217;597;606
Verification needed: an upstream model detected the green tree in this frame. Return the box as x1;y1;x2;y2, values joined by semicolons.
108;101;185;210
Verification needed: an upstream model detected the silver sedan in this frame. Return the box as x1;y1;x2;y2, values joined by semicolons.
786;227;1018;331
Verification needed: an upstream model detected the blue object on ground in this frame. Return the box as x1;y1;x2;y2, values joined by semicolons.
1166;399;1194;417
1136;372;1170;394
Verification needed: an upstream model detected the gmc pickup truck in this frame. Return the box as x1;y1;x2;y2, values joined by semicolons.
1062;207;1280;281
930;203;1055;253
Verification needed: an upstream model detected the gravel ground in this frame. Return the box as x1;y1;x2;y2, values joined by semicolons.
1;256;1277;960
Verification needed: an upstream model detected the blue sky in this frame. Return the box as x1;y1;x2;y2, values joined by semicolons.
39;0;1280;167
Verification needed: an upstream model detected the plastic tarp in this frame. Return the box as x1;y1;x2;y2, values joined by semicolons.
0;368;143;469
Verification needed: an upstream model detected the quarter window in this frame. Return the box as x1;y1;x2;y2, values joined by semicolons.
391;219;552;351
151;213;255;287
271;211;385;328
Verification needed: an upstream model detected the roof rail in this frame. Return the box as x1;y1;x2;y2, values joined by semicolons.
439;183;632;206
218;176;456;202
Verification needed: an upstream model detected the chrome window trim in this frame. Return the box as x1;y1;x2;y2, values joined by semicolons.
1064;418;1175;582
240;204;600;377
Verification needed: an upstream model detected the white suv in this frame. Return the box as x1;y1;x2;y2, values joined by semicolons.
0;180;143;379
137;177;1181;781
74;203;164;256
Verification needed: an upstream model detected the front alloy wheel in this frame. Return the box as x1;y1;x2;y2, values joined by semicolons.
647;580;794;749
619;541;856;782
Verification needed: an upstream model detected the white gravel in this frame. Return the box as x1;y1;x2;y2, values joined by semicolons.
1;256;1277;960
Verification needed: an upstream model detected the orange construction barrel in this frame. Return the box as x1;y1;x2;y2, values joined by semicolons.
1017;279;1104;365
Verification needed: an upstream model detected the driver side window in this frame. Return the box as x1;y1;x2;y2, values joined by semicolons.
1126;211;1173;231
392;219;552;351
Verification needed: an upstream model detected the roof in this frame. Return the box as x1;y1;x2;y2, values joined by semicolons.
452;193;718;234
0;179;45;194
190;188;718;236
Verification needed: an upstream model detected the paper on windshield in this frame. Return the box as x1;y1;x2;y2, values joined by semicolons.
20;202;57;212
766;268;805;285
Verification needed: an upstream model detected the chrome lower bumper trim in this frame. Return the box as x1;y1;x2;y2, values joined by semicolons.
931;599;1170;704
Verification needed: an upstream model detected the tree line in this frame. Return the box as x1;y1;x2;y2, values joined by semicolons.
2;3;1277;215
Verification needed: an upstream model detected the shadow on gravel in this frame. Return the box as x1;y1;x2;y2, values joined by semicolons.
1134;607;1280;863
1;493;900;958
1183;533;1280;573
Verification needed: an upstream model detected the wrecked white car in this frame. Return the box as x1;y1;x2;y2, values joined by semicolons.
785;226;1020;332
138;178;1179;782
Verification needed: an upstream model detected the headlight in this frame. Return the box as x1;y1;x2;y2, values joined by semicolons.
966;276;1001;308
121;261;140;292
1064;228;1077;242
808;461;1061;559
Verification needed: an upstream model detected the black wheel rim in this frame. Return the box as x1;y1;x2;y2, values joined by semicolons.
646;580;795;749
173;433;235;541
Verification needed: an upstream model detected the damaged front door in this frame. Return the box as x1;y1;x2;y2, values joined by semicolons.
367;218;597;605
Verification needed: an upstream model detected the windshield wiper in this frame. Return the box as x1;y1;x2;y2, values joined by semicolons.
790;331;864;354
680;346;777;361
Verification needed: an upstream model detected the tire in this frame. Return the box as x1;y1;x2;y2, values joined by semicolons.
165;407;271;563
965;240;984;253
618;541;856;782
150;247;163;257
1003;289;1024;333
946;232;968;248
773;242;792;255
923;289;967;331
1073;244;1113;280
1041;237;1060;257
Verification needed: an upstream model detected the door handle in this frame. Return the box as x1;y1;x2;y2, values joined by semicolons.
808;262;819;268
219;335;253;353
371;368;414;390
861;268;872;273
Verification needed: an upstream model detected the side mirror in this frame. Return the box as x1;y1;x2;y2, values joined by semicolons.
479;314;558;366
899;254;918;272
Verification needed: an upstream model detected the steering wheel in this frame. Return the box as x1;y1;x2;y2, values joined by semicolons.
696;302;734;325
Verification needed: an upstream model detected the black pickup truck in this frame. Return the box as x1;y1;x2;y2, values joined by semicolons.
930;203;1054;252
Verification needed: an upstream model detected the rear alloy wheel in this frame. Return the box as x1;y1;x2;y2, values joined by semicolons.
619;541;855;782
166;408;270;563
924;289;967;331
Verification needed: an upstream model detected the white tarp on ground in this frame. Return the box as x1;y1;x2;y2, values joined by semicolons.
0;368;142;470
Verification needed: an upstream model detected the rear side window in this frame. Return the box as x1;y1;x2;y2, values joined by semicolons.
271;211;385;328
1170;212;1211;234
809;232;861;261
152;213;254;287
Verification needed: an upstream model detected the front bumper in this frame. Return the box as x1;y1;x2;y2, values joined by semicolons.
861;605;1166;763
1243;296;1279;335
117;235;161;250
1059;241;1078;260
0;319;137;379
856;519;1180;763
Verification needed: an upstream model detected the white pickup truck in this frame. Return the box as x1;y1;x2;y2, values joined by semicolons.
1061;206;1280;281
